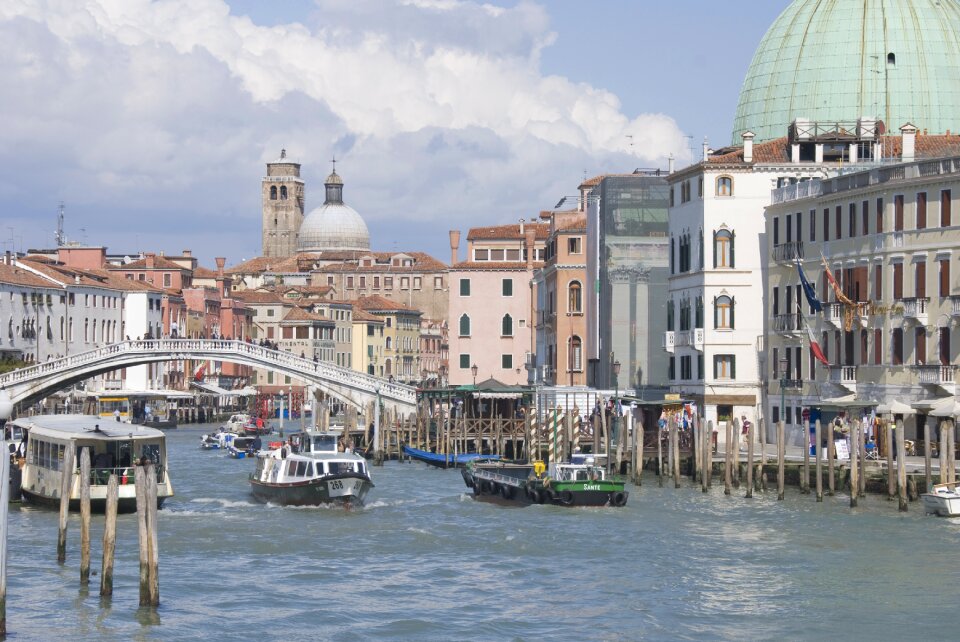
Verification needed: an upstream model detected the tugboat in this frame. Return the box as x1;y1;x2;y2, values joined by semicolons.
249;430;373;506
462;454;628;508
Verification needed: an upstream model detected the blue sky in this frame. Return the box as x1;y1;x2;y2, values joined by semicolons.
0;0;786;266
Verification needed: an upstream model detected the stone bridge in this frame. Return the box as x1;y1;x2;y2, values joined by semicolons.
0;339;417;415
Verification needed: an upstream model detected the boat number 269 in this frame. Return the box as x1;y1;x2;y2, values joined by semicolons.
329;480;344;490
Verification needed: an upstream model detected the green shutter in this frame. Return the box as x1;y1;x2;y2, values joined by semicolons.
730;297;736;329
731;356;736;380
730;231;736;268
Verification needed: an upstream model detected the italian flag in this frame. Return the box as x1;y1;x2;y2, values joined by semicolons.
806;323;830;366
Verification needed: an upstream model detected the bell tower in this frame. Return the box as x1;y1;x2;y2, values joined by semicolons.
262;149;305;258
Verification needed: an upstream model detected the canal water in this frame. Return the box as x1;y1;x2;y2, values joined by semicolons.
6;423;960;641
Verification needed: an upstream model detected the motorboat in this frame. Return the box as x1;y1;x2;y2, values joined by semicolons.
921;482;960;517
228;436;260;459
250;430;373;506
10;414;173;513
222;414;253;433
199;432;222;449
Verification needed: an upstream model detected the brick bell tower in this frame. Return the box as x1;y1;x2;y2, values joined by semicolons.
262;149;305;258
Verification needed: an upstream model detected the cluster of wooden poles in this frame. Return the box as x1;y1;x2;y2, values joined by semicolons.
647;415;957;510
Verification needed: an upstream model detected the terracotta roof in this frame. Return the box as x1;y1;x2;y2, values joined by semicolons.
229;251;448;275
19;260;115;289
705;133;960;166
707;136;790;164
0;263;61;289
231;289;285;305
226;256;277;274
114;255;186;271
557;214;587;232
578;175;604;188
279;285;334;298
351;308;383;323
451;261;544;270
466;223;549;241
354;295;420;314
281;307;333;324
85;270;167;293
878;133;960;159
192;266;218;278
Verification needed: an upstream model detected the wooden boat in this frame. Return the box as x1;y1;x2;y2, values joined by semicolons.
10;414;173;513
462;454;628;508
402;445;500;469
921;482;960;516
250;430;373;506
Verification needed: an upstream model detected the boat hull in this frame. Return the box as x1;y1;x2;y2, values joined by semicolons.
921;492;960;516
21;487;166;514
249;473;373;507
462;466;628;508
403;445;500;469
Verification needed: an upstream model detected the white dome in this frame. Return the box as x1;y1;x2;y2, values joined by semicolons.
298;202;370;252
297;168;370;252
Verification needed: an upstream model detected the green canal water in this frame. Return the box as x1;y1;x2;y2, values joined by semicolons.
6;424;960;640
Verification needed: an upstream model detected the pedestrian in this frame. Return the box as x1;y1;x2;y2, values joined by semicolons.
114;408;121;422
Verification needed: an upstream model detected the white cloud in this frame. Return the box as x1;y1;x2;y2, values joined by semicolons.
0;0;688;263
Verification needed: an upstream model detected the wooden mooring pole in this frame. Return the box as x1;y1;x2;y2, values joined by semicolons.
723;420;732;496
924;421;932;492
732;418;741;489
896;418;907;512
940;422;949;485
827;419;836;496
889;422;898;499
656;418;663;487
136;465;160;607
691;416;700;484
815;420;823;502
57;445;76;564
701;420;710;493
745;418;754;499
100;474;119;597
79;448;91;585
672;419;680;489
777;420;785;501
850;419;859;508
802;422;810;495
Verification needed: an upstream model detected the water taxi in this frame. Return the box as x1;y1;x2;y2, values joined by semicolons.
921;482;960;517
250;430;373;506
10;414;174;513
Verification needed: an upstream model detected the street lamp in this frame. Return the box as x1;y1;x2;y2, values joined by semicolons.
779;357;789;430
471;364;478;386
611;358;621;474
0;388;13;422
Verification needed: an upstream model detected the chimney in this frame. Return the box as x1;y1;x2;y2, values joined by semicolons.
702;137;709;162
215;257;226;277
145;252;156;269
519;218;525;235
524;226;537;269
158;250;165;257
448;230;461;266
182;249;192;257
900;123;918;162
741;131;755;163
668;154;675;174
4;250;9;266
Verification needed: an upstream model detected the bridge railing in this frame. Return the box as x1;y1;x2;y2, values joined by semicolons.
0;339;415;405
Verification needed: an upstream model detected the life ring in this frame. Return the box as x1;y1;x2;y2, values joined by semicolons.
560;490;574;505
500;484;515;500
611;491;627;507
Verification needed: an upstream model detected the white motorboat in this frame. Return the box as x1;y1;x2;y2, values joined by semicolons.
222;413;252;433
921;482;960;517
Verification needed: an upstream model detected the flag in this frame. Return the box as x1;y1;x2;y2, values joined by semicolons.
194;361;207;382
796;258;822;313
802;311;830;365
820;253;854;306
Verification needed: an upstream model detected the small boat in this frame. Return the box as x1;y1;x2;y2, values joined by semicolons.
250;430;373;506
921;482;960;516
10;414;174;513
462;454;628;508
222;414;252;433
402;445;500;469
228;436;260;459
199;432;222;449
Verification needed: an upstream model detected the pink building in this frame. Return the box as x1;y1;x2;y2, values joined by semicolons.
447;222;547;386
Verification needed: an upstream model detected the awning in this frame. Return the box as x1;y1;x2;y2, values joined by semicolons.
191;381;239;396
929;399;960;418
875;399;916;415
815;395;878;410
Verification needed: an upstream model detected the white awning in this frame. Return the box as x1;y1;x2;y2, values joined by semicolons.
191;381;235;396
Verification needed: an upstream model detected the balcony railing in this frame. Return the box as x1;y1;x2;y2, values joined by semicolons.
781;378;803;390
773;312;803;333
771;241;804;263
672;328;705;351
916;364;957;386
824;302;843;326
828;365;857;386
950;296;960;316
902;297;930;323
663;331;675;353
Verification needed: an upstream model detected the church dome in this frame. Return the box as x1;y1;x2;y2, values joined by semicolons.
732;0;960;143
297;170;370;252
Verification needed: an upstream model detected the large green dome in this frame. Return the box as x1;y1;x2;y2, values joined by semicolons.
732;0;960;143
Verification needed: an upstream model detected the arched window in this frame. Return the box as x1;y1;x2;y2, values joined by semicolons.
270;185;278;200
714;295;735;329
568;281;582;313
280;185;288;200
695;296;704;329
716;176;733;197
386;336;392;350
887;52;896;66
713;229;735;268
459;314;471;337
667;300;675;331
569;336;583;372
502;314;513;337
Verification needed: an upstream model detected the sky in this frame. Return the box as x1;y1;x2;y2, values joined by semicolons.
0;0;785;267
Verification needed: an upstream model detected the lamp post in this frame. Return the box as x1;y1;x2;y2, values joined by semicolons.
611;358;621;474
779;357;789;431
471;364;478;387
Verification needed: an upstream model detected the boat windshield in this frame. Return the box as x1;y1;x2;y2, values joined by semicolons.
312;435;337;452
328;461;355;474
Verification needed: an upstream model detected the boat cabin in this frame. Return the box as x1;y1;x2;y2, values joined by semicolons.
552;462;607;482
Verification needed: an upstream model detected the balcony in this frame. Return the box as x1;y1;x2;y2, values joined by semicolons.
950;296;960;317
824;302;843;327
780;378;804;390
902;297;930;325
672;328;705;351
773;312;803;335
828;365;858;391
771;241;804;264
916;364;956;394
663;330;675;353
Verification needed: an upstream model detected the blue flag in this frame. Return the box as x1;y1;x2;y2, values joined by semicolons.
797;258;822;313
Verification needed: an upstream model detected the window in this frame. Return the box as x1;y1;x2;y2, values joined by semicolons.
434;276;443;290
892;328;904;365
940;327;951;365
848;202;857;237
714;355;736;379
698;229;704;268
568;237;582;254
280;185;287;200
695;296;704;328
874;264;883;299
270;185;277;200
459;314;470;337
835;205;842;239
668;356;675;380
894;195;904;231
346;276;354;289
501;354;513;369
373;276;380;289
400;277;410;290
502;278;513;297
917;192;927;230
810;209;816;242
940;258;951;297
459;278;470;296
942;190;953;227
915;261;926;298
568;281;582;313
569;336;582;371
384;277;393;290
916;327;927;365
359;276;366;289
670;237;675;274
714;295;734;329
874;328;882;365
680;355;692;380
713;229;734;268
501;314;513;337
459;354;470;369
716;176;733;196
386;337;392;350
893;263;903;300
667;301;674;331
876;197;884;233
823;208;830;241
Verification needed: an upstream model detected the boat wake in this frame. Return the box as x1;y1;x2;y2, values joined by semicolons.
190;497;256;509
